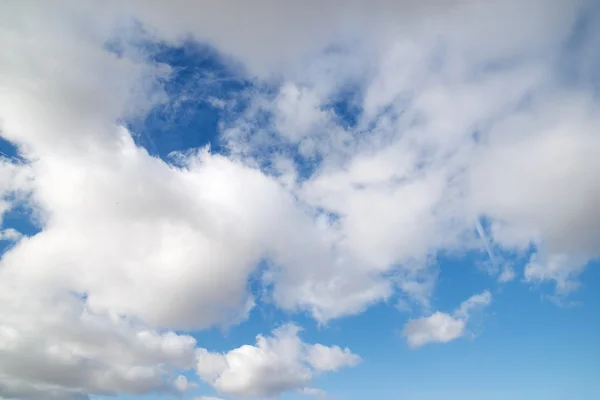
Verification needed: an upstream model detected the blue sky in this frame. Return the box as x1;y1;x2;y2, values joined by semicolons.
1;1;600;400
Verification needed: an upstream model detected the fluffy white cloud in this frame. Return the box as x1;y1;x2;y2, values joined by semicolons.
470;94;600;291
0;285;198;398
403;290;492;348
196;324;360;397
1;0;599;398
0;4;362;394
403;312;466;348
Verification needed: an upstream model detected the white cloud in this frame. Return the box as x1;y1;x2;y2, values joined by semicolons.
305;343;360;372
0;228;22;242
0;6;363;393
470;94;600;291
0;0;599;398
403;312;466;348
196;324;360;397
403;290;492;348
0;157;33;227
454;290;492;320
114;0;583;79
524;253;587;294
174;375;197;393
0;286;198;398
274;83;331;145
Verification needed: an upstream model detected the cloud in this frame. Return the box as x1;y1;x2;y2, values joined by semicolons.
0;156;33;224
174;375;197;393
524;253;588;294
403;290;492;348
0;228;22;242
0;286;198;398
113;0;584;79
0;4;365;395
454;290;492;320
470;94;600;291
195;324;360;397
1;0;599;398
403;312;466;348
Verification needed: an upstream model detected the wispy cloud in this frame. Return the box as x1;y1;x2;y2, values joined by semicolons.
403;290;492;348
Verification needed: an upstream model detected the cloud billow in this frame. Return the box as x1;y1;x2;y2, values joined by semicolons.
0;0;598;398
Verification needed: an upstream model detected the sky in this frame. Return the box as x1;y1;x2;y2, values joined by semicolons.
0;1;599;400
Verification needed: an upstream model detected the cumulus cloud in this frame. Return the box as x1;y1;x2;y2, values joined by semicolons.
195;324;360;397
0;286;198;398
403;290;492;348
403;312;466;348
470;94;600;291
1;0;599;398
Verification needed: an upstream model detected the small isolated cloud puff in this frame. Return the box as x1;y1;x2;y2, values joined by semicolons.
403;290;492;348
403;312;466;348
196;324;360;398
0;228;22;242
